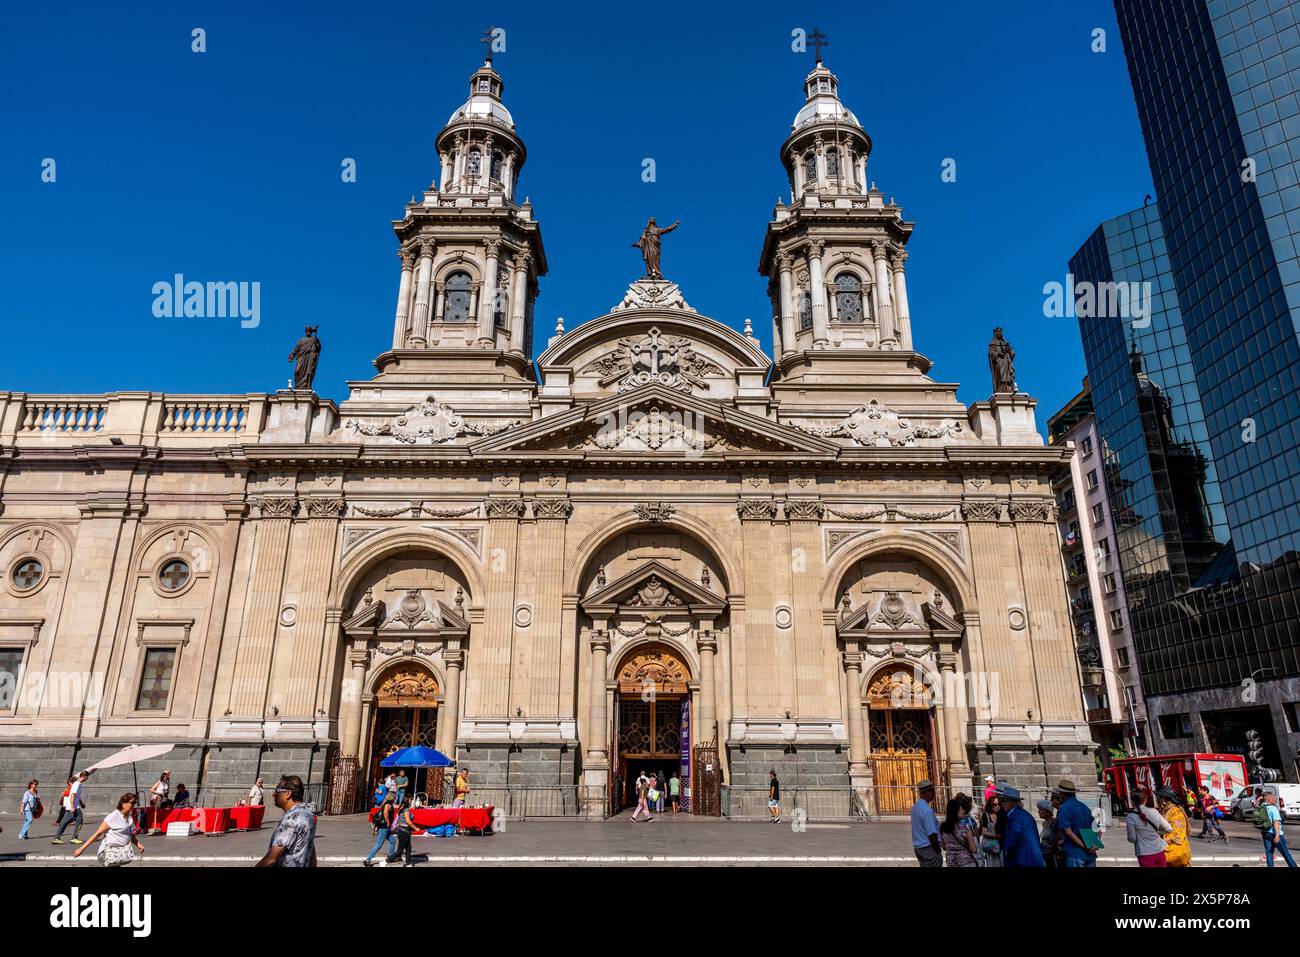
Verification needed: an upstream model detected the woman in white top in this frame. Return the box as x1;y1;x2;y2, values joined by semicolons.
73;793;145;866
1125;787;1172;867
149;771;171;809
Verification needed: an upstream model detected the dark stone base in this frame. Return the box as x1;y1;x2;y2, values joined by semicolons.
725;743;849;788
456;742;577;789
0;739;330;810
970;743;1098;800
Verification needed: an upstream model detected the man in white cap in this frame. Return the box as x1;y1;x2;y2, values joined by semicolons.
910;779;942;867
983;774;997;803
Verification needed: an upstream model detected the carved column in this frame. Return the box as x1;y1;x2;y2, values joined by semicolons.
503;152;516;200
479;239;500;346
587;630;610;766
842;649;870;785
451;134;464;188
391;248;415;350
813;136;825;188
508;250;530;355
342;642;368;758
789;149;804;196
697;630;718;744
438;151;451;192
892;249;912;351
872;240;896;345
937;646;971;785
409;239;435;348
434;283;446;324
807;240;830;347
777;252;796;354
439;649;464;756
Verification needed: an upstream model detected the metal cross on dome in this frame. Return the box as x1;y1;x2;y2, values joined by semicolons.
481;26;498;64
808;29;829;64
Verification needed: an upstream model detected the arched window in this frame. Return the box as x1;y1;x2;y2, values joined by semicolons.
826;147;839;178
798;288;813;329
494;271;509;328
834;272;864;322
803;152;817;185
444;271;473;322
490;151;503;182
467;149;482;179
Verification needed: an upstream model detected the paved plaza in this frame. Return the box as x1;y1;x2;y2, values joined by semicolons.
0;809;1273;867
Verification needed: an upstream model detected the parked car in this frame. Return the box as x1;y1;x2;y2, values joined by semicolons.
1228;783;1300;822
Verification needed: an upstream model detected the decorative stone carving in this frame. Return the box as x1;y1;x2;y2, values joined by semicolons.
774;604;794;629
484;499;528;519
1007;606;1028;631
514;604;533;628
375;666;440;704
610;279;697;314
584;406;722;453
304;497;345;519
393;589;433;629
795;399;963;447
578;327;723;394
444;527;481;553
624;577;684;607
784;499;825;521
893;506;955;522
1009;501;1055;523
352;502;418;518
961;502;1003;522
530;498;573;520
347;396;518;445
826;506;887;521
617;646;690;694
737;499;778;521
254;496;296;518
421;504;480;518
872;591;920;630
632;502;676;523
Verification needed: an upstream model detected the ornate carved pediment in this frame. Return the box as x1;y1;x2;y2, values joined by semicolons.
578;326;723;396
346;395;519;446
624;576;684;608
581;559;723;615
610;280;698;315
376;666;440;706
794;399;963;447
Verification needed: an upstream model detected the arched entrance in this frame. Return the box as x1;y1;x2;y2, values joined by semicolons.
864;665;939;814
613;644;691;812
367;664;440;800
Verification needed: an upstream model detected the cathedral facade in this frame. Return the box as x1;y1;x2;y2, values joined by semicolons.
0;56;1095;814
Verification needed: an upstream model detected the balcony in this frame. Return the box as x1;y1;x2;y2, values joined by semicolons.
1086;706;1114;724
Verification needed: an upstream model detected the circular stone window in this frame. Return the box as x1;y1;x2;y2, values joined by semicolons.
9;557;45;594
774;605;794;630
1007;606;1028;631
157;558;192;593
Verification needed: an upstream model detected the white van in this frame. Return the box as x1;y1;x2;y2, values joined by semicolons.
1229;783;1300;822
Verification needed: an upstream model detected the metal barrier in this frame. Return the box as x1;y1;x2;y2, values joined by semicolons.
722;786;868;821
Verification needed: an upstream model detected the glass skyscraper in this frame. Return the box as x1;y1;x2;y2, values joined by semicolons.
1070;0;1300;781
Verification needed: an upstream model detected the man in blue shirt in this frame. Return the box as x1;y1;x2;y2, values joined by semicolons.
910;779;942;867
1261;791;1298;868
1054;779;1098;867
998;786;1044;867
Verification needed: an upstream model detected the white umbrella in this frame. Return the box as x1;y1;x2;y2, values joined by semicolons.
85;743;175;772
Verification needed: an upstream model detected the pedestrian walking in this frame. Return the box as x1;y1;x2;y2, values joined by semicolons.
52;776;75;832
768;769;781;824
1055;779;1099;868
630;770;654;822
363;794;397;866
1156;786;1191;868
255;775;317;867
18;779;41;840
1036;798;1061;868
385;797;416;867
72;793;145;866
910;779;942;867
149;770;171;810
1125;787;1171;867
1257;790;1298;868
977;795;1002;866
52;770;93;845
669;772;681;814
939;796;978;867
654;770;666;813
1196;786;1227;841
999;786;1044;867
248;777;265;807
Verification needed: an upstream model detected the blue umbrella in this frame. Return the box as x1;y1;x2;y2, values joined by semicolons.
380;745;453;768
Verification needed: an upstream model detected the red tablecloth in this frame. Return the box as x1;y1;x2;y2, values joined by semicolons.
144;806;196;831
192;807;230;833
227;805;265;830
410;806;494;833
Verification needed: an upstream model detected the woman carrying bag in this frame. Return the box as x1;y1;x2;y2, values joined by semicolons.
72;793;145;867
1125;787;1172;867
978;795;1003;866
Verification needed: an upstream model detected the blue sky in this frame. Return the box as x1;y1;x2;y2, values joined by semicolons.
0;1;1152;427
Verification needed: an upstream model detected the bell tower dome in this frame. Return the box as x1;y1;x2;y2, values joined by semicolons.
379;51;547;380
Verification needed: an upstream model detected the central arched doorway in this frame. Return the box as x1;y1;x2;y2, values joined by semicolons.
865;665;939;814
614;644;691;812
367;664;440;799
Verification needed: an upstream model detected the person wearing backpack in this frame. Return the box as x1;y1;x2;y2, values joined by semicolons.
385;797;416;867
1256;791;1297;868
19;779;41;840
362;793;397;867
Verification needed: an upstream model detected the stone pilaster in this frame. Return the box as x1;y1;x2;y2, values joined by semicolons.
229;495;295;717
807;239;829;347
391;248;415;350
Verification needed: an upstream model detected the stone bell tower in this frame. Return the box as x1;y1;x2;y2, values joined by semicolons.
378;53;547;385
757;55;917;373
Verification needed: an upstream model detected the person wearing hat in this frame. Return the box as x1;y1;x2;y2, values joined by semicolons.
1157;786;1191;867
982;774;997;803
910;780;942;867
1054;779;1098;867
999;786;1044;867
